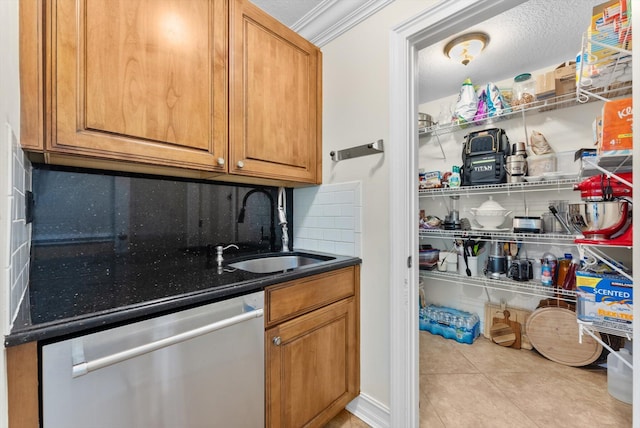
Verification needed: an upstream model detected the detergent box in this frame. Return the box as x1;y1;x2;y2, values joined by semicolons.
576;270;633;334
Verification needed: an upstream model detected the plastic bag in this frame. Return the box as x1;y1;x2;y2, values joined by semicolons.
486;82;509;117
454;78;478;124
473;88;487;122
529;130;553;154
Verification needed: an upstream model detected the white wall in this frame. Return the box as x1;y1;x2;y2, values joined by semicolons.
0;1;22;426
321;0;436;409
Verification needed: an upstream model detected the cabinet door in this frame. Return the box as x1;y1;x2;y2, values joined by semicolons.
266;298;358;428
50;0;228;171
230;0;321;184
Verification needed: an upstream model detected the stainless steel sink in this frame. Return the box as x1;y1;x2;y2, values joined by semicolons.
228;254;332;274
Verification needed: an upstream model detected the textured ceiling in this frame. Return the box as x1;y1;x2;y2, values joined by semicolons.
252;0;608;103
418;0;607;102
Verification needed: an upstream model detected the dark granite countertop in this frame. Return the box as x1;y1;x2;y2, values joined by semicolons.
5;248;361;347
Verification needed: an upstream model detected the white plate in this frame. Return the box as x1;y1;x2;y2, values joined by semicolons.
524;175;544;182
543;171;579;180
542;172;566;180
471;226;511;232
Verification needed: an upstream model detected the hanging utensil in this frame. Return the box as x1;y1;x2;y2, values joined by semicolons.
462;245;471;276
549;205;573;234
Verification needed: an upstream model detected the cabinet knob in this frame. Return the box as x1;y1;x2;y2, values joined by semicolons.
237;160;244;168
217;157;225;166
272;336;281;346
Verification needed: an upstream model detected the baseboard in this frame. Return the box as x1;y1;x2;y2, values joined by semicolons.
345;393;390;428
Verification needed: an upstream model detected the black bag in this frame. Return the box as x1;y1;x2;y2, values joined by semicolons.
461;128;511;186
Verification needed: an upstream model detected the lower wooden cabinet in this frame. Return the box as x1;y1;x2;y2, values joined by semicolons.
7;342;39;428
265;266;360;428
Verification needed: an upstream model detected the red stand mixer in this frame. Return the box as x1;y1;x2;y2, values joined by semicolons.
569;172;633;246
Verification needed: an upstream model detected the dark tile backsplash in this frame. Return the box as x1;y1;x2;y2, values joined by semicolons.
31;165;292;259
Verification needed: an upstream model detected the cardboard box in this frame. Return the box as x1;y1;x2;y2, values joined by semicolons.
576;270;632;334
594;116;603;147
554;62;576;96
600;97;632;155
619;0;632;50
588;1;632;64
535;71;555;99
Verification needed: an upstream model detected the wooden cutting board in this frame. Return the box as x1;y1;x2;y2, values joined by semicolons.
526;307;603;367
490;310;522;349
503;310;521;350
484;304;530;349
490;320;515;347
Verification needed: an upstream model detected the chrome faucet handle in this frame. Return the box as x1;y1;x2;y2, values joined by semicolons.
281;224;290;252
277;187;290;252
215;244;239;267
277;187;288;225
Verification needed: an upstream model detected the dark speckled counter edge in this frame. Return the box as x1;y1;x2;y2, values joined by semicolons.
5;254;361;347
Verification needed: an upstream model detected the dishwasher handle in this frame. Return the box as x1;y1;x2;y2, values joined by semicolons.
72;308;264;378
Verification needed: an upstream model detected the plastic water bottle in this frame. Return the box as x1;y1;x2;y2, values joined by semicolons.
541;258;553;286
449;166;461;188
542;252;558;285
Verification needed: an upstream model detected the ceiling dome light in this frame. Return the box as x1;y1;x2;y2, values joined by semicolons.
444;32;489;66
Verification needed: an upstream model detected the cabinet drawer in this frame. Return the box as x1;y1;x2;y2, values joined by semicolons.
266;267;355;327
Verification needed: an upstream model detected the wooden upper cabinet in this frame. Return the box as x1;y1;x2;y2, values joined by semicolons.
229;0;322;184
20;0;322;184
49;0;228;171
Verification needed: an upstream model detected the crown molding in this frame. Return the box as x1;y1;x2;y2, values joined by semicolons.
292;0;395;47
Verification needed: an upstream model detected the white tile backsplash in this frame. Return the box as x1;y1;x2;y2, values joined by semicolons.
293;181;362;257
5;124;31;330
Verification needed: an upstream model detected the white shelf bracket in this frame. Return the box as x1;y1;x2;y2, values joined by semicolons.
578;322;633;371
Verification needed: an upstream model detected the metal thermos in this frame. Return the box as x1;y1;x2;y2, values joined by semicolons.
506;155;527;183
512;141;527;157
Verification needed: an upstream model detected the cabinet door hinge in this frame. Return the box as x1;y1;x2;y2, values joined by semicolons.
407;256;412;268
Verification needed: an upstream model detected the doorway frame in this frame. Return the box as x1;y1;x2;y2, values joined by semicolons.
388;1;528;426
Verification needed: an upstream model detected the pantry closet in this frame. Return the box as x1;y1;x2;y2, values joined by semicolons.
387;0;637;426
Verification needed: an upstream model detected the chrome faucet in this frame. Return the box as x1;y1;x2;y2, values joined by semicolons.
237;188;276;252
278;187;290;252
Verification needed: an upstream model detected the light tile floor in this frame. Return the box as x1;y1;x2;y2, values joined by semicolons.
326;331;632;427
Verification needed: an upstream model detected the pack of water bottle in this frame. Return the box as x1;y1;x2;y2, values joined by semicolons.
419;304;480;344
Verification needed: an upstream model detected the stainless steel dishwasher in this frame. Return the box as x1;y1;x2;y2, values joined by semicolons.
41;290;264;428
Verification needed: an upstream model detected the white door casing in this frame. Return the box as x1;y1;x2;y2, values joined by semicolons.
388;1;528;427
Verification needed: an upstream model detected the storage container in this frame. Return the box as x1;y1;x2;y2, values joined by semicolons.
607;349;633;404
419;248;439;270
512;73;536;109
438;251;458;272
527;153;556;177
555;151;580;177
